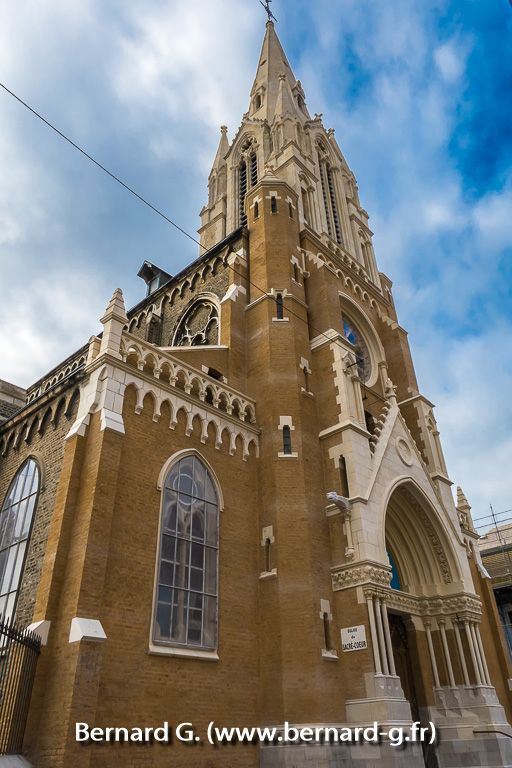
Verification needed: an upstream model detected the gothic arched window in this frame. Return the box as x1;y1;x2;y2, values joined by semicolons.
153;454;219;649
0;459;40;623
318;148;343;246
342;314;370;383
173;300;219;347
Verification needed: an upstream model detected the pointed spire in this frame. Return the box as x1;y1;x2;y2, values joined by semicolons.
211;126;229;172
274;74;297;118
249;21;309;123
456;486;476;533
101;288;127;324
100;288;127;360
456;486;471;512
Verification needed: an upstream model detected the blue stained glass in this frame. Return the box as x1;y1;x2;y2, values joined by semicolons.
343;321;356;345
387;549;402;591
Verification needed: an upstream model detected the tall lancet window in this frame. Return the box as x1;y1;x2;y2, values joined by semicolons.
154;454;219;649
238;141;258;227
318;148;343;246
0;459;41;623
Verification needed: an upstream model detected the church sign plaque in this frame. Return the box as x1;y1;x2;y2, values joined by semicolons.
341;625;367;652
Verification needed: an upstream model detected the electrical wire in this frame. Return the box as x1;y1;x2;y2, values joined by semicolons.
0;80;377;394
3;82;506;522
473;508;512;523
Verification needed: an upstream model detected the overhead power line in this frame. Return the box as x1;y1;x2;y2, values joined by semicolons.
0;82;197;248
0;80;375;387
2;80;504;523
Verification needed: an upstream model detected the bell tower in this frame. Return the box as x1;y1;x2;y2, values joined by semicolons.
199;21;379;288
199;19;512;768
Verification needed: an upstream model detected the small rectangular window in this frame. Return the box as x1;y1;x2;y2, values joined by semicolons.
271;196;277;214
276;293;283;319
282;425;292;454
339;456;349;497
254;200;259;219
303;365;309;392
289;201;293;218
323;612;332;650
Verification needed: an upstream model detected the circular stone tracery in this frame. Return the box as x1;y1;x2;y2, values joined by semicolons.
174;301;219;347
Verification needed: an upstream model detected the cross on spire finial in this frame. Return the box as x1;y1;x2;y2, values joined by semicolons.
260;0;277;23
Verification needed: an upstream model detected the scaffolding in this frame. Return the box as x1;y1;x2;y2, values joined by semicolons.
476;506;512;661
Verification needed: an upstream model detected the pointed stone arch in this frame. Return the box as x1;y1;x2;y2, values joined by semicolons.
338;292;385;389
384;480;462;595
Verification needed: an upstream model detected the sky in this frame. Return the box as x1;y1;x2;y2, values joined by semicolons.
0;0;511;531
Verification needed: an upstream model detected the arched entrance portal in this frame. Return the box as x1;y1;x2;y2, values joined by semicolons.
381;484;462;720
385;484;460;597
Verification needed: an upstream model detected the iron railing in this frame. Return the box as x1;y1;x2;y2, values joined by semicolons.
0;618;41;755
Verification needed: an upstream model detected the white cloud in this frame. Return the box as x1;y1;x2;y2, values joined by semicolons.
434;42;466;83
0;0;510;525
0;269;105;388
414;326;512;519
111;0;260;144
473;181;512;250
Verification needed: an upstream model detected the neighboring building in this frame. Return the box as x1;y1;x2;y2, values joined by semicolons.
1;20;512;768
479;520;512;662
0;380;27;425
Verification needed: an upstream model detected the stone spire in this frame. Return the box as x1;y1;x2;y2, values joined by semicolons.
248;21;310;123
211;126;229;173
456;486;471;512
99;288;127;359
200;17;378;285
456;486;476;532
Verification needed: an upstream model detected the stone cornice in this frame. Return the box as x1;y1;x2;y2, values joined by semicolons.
101;335;259;432
398;392;435;409
331;560;482;618
331;560;392;591
299;230;387;305
245;291;309;313
318;420;370;441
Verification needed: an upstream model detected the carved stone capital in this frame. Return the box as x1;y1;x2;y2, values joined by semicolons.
332;561;392;591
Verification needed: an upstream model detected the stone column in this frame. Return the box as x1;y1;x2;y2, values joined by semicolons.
438;619;456;687
342;509;355;560
425;620;441;688
375;599;390;675
469;622;486;685
453;620;470;686
464;619;482;685
475;624;491;685
381;599;396;675
366;594;382;674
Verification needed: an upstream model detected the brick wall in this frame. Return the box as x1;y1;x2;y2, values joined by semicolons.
0;383;80;627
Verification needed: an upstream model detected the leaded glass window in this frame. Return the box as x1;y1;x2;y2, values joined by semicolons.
0;459;40;623
153;455;219;649
282;426;292;454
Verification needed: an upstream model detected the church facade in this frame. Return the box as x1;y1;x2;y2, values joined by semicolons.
1;21;511;768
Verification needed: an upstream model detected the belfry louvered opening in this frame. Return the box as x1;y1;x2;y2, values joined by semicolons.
318;148;343;246
239;142;258;226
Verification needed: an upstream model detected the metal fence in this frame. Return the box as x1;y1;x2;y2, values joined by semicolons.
0;618;41;755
